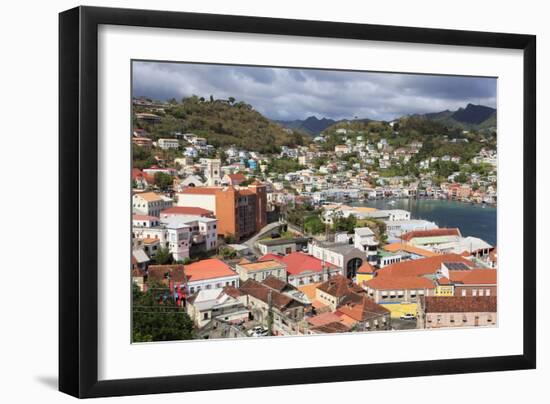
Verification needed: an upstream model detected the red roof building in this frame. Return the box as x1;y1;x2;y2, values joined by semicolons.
223;173;247;185
259;252;342;287
400;228;461;242
160;206;214;218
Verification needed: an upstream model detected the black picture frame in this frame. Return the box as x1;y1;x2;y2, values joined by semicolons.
59;5;536;398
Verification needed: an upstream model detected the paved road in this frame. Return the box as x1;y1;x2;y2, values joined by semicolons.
391;318;419;331
242;222;285;256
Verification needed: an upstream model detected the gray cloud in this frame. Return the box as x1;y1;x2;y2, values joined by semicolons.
132;61;496;121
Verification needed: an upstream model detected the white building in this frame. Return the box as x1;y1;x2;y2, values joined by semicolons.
132;192;173;217
161;215;218;251
384;219;439;238
158;138;180;150
354;227;379;263
133;218;191;261
186;288;249;328
308;241;365;279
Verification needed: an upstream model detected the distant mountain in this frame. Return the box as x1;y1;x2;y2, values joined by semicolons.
452;104;496;125
416;104;496;130
276;116;337;135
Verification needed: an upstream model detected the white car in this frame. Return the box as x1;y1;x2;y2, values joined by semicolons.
400;313;416;320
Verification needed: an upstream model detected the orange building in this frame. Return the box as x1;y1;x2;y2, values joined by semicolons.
177;182;267;241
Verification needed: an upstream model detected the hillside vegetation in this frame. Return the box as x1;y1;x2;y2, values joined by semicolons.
134;96;308;153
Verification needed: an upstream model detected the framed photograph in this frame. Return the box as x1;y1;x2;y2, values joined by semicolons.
59;6;536;398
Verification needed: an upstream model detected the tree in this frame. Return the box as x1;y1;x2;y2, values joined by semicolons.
454;172;469;184
132;283;194;342
333;214;357;233
154;247;173;265
224;233;237;244
154;172;173;191
304;215;325;235
228;96;236;104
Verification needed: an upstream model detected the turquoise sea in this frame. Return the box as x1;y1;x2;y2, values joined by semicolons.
352;199;497;246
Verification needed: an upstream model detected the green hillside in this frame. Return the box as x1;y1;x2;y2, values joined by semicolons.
133;96;307;153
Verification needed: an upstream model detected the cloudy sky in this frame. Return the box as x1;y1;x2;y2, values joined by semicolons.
132;61;496;121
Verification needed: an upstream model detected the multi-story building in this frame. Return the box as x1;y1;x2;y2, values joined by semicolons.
185;288;249;328
157;138;180;150
132;215;191;261
132;137;153;149
363;254;475;318
132;192;173;217
239;277;310;336
235;259;287;283
177;182;267;240
132;213;218;260
308;240;365;279
353;227;379;263
147;259;240;298
418;296;497;328
161;215;218;252
259;252;341;287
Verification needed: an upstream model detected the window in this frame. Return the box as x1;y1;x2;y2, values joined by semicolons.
478;289;484;296
486;289;491;296
461;290;467;297
472;289;477;296
203;312;209;320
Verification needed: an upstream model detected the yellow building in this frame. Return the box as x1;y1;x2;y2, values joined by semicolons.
355;261;376;286
434;278;454;296
380;302;420;319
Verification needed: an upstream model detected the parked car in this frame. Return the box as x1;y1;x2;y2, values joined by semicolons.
400;313;416;320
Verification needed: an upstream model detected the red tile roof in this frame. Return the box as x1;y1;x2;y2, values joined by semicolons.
383;242;439;257
148;265;186;283
448;269;497;285
132;168;144;179
226;173;246;183
239;279;298;311
366;276;435;290
307;312;343;327
310;321;350;333
357;261;375;274
160;206;213;217
376;253;473;279
400;228;461;241
259;252;337;275
337;294;390;321
184;259;237;282
132;214;158;221
178;187;220;195
423;296;497;313
317;275;363;297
